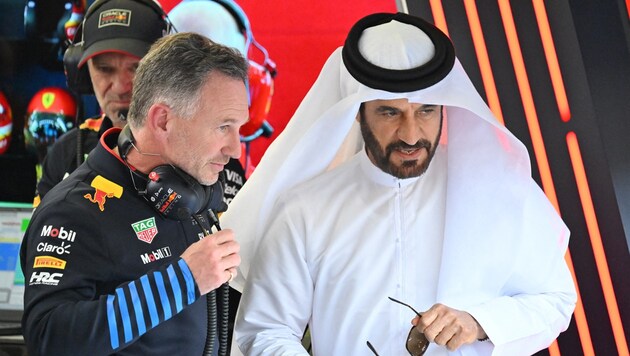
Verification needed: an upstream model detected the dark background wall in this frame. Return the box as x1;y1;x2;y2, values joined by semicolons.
404;1;630;355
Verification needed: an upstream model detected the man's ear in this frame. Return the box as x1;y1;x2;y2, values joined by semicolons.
146;103;171;142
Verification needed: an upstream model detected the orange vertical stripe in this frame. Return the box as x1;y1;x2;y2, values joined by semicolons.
494;2;558;354
565;251;595;355
431;2;604;355
429;0;449;36
463;0;505;125
497;0;559;208
626;0;630;19
532;0;571;122
548;340;561;356
566;132;629;356
531;1;595;353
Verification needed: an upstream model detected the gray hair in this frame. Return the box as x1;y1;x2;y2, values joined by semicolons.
127;32;249;127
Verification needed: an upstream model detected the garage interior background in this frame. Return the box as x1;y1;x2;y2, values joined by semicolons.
0;0;629;355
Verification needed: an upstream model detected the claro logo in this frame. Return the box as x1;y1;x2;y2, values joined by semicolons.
37;241;71;255
40;225;76;242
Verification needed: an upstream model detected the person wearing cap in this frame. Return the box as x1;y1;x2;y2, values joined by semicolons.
225;12;577;355
34;0;169;204
20;32;246;355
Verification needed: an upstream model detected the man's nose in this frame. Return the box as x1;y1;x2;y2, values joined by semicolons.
111;71;134;94
225;131;242;159
397;116;423;145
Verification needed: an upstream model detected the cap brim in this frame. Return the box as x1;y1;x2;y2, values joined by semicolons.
78;38;151;67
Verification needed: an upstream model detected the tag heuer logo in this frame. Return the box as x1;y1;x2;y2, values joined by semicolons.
131;217;158;244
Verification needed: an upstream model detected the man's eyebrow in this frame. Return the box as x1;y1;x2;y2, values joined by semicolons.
91;57;106;65
374;104;438;112
375;105;401;113
220;117;243;125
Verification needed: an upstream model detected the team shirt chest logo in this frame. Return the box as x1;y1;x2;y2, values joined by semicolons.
131;217;158;244
84;175;123;211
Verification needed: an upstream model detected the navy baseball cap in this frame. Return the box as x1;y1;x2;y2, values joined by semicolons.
78;0;167;67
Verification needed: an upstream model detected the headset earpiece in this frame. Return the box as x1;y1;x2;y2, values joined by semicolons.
63;23;93;95
117;125;135;160
145;166;225;221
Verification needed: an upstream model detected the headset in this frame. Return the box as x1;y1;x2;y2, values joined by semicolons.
117;125;226;220
63;0;172;95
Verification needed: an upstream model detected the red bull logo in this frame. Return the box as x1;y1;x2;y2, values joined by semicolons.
159;191;179;213
84;175;123;211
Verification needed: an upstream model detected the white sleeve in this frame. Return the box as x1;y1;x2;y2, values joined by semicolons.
234;197;313;356
465;184;577;355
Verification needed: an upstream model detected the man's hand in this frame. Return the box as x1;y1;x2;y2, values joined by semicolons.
180;229;240;295
412;304;487;351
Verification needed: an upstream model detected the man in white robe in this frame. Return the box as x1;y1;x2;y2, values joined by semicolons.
222;12;577;355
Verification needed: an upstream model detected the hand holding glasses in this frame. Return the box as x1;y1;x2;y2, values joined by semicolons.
367;297;429;356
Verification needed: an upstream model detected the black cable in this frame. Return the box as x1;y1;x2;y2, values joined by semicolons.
191;214;218;356
206;290;218;356
76;125;83;168
193;212;230;356
219;283;229;355
207;210;230;356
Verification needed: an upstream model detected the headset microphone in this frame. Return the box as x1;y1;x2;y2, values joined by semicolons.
118;109;128;122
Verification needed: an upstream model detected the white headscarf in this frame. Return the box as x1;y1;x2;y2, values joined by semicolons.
221;13;567;292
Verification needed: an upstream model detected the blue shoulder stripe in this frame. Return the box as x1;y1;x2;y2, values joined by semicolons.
106;295;119;350
140;274;159;328
167;265;183;313
105;261;196;351
154;271;172;320
115;288;133;343
178;258;196;305
128;281;147;335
